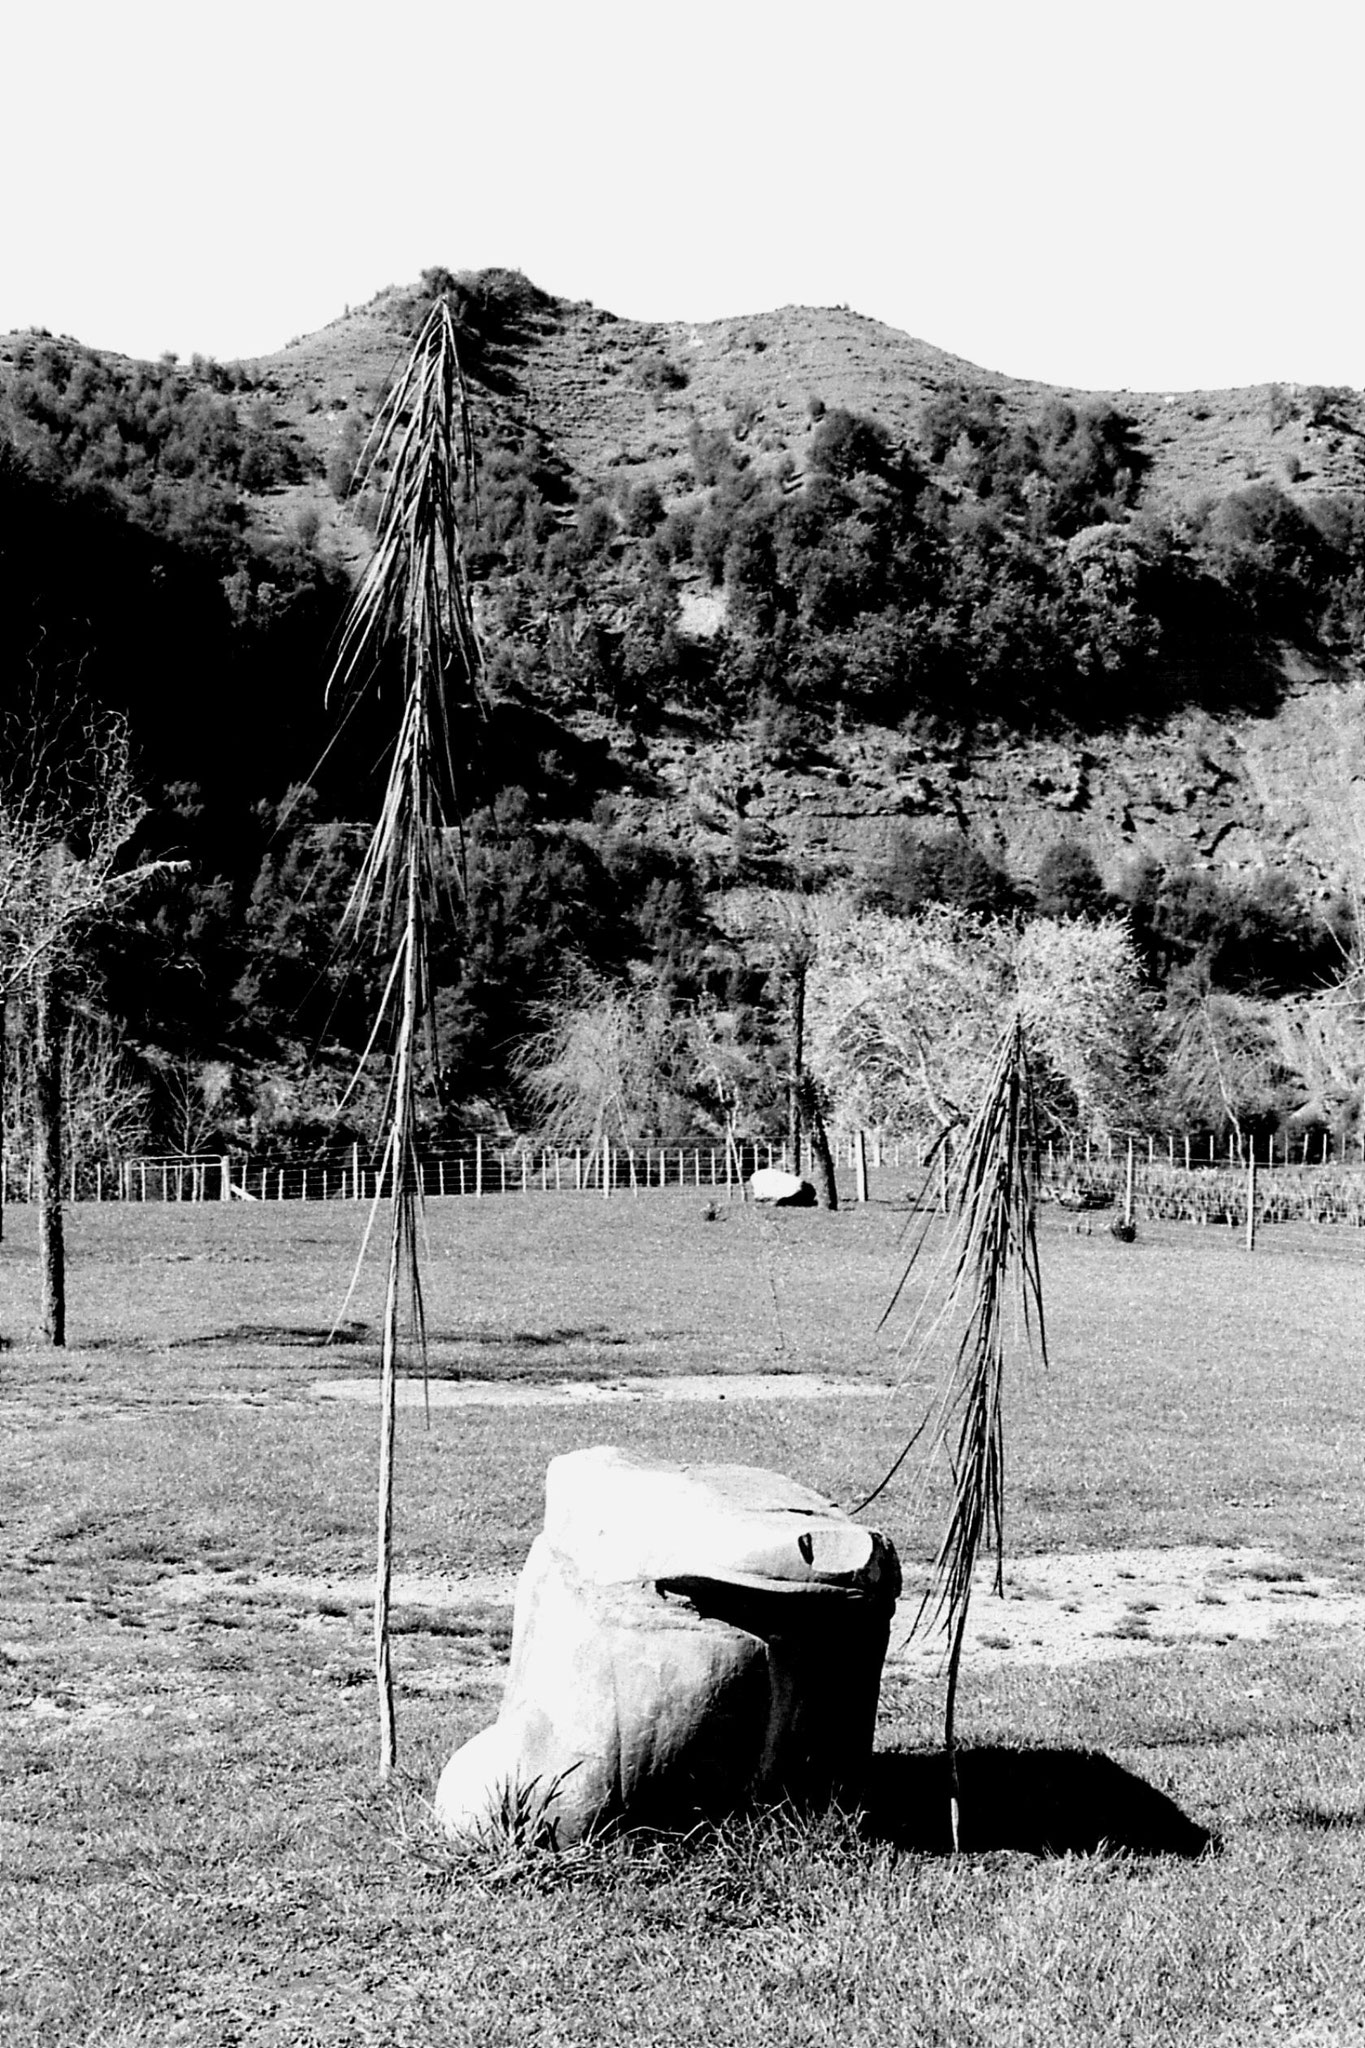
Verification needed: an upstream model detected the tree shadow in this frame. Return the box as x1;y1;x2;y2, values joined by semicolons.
160;1320;647;1360
1287;1802;1365;1834
158;1321;372;1350
863;1745;1218;1859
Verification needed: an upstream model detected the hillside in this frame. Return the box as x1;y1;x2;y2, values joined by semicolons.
4;266;1365;1149
7;272;1365;887
253;284;1365;542
224;270;1365;895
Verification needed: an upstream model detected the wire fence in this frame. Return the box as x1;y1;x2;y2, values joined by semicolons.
1;1137;790;1207
5;1125;1365;1236
7;1122;1365;1228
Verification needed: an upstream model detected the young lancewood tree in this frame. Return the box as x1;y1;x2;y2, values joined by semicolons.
325;298;485;1777
861;1014;1048;1851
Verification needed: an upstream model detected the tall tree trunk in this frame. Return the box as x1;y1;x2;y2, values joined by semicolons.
34;974;65;1346
0;993;7;1245
375;866;421;1781
787;960;807;1171
806;1095;839;1211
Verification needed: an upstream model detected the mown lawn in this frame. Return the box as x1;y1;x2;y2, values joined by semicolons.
2;1195;1363;2046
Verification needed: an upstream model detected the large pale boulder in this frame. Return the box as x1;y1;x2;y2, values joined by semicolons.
750;1166;816;1205
435;1446;900;1845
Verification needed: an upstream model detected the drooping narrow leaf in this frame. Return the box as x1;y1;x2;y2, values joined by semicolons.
864;1012;1047;1848
325;295;485;1777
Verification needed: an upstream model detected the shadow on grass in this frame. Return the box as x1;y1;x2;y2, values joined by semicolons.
864;1745;1218;1859
1288;1802;1365;1832
158;1322;374;1350
158;1321;651;1364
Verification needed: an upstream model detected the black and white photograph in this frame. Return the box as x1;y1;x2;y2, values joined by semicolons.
3;2;1363;2040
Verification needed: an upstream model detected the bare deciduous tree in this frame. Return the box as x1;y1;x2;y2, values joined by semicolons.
0;690;170;1338
807;904;1149;1142
513;972;696;1155
716;886;848;1206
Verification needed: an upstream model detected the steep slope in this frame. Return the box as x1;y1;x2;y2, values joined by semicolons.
5;268;1365;899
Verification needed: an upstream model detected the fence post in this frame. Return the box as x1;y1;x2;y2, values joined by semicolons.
1246;1149;1257;1252
602;1134;611;1199
855;1130;868;1204
351;1142;360;1201
1124;1138;1135;1231
939;1136;950;1216
476;1134;483;1198
574;1147;582;1193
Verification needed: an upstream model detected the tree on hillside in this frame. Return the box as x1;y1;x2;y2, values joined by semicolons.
323;295;486;1778
1033;840;1108;923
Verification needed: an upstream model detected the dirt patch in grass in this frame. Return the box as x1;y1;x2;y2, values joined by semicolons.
111;1544;1365;1689
312;1371;894;1408
892;1545;1365;1672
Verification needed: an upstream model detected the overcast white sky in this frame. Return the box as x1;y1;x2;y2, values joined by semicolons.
5;0;1362;393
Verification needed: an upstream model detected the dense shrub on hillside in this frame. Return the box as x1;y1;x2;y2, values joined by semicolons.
920;385;1146;535
866;830;1017;918
0;339;304;543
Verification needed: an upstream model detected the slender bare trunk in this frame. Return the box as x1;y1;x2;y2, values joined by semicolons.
787;961;806;1170
806;1093;839;1211
34;974;65;1346
375;858;421;1779
375;1163;401;1776
944;1599;968;1852
0;993;7;1245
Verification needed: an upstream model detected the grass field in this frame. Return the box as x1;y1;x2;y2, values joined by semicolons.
2;1195;1363;2046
